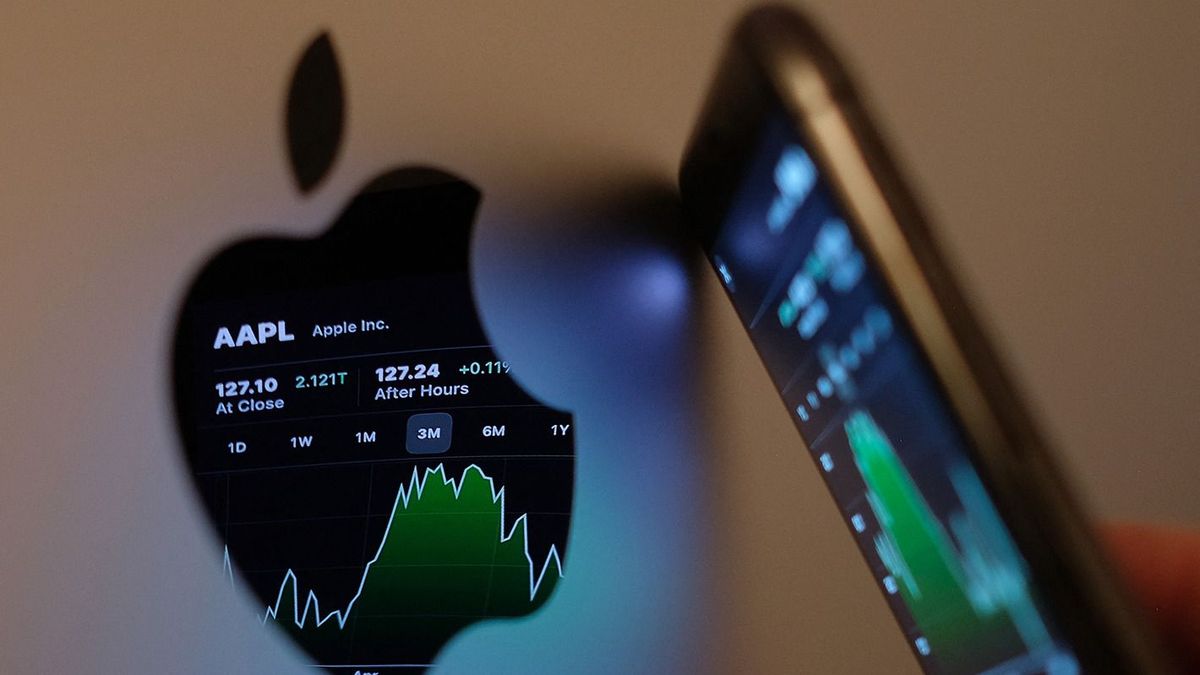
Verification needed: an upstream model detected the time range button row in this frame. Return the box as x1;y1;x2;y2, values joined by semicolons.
208;410;574;467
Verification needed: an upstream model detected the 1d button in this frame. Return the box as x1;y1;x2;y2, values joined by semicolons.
406;413;452;454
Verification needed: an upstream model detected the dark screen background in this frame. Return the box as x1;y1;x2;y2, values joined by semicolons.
173;180;575;673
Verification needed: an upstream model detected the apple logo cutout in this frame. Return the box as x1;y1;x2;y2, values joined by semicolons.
172;33;575;672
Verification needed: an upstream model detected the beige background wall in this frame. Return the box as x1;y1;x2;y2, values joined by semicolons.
1;2;1196;672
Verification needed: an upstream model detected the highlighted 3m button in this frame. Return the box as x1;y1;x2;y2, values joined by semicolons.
406;413;452;454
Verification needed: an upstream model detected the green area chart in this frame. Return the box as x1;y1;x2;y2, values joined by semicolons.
845;411;1059;673
256;463;563;667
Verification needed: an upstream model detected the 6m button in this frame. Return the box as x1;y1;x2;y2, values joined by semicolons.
406;413;452;454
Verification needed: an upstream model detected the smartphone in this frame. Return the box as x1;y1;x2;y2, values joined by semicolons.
680;7;1171;674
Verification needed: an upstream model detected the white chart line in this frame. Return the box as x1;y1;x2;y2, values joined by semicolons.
254;462;563;630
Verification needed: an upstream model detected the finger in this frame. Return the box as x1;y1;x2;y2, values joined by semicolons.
1102;521;1200;670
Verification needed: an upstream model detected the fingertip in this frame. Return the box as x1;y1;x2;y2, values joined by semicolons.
1100;521;1200;670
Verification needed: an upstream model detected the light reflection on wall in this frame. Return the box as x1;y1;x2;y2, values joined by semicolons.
438;184;718;673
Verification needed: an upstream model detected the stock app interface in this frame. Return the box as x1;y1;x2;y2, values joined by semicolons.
706;114;1079;675
174;182;573;674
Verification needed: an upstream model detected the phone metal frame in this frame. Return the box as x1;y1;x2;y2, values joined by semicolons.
681;7;1171;673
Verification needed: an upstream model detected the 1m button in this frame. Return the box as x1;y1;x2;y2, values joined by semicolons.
406;413;452;454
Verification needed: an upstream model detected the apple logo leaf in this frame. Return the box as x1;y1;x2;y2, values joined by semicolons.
286;31;344;194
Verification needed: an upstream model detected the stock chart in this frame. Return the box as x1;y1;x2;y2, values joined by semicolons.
174;179;574;673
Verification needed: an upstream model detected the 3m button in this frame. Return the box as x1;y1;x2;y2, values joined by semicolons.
406;413;452;454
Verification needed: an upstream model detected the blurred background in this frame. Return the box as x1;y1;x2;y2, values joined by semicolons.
1;2;1197;673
